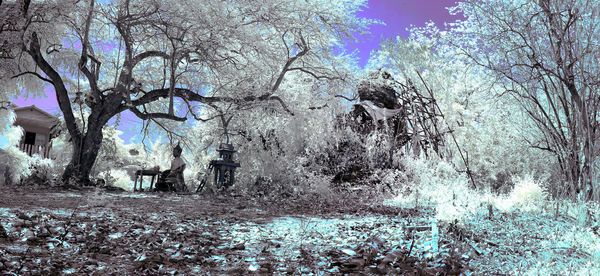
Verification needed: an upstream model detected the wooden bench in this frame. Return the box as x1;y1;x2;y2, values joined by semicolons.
133;169;160;192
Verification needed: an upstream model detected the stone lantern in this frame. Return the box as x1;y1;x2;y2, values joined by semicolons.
209;143;240;188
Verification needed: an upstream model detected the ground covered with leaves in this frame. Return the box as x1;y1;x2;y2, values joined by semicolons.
0;187;598;275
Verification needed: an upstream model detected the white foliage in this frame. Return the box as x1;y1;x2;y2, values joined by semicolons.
2;122;23;148
495;176;548;213
98;169;133;192
23;153;56;183
389;155;481;223
436;201;469;223
2;0;375;184
0;122;29;183
367;26;555;192
1;147;28;184
0;109;16;138
48;132;72;168
445;0;600;198
508;176;548;212
1;135;56;184
143;138;177;172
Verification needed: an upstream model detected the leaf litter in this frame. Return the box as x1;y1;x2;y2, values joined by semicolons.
0;187;598;274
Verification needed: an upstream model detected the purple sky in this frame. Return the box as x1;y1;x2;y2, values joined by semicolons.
11;0;463;144
348;0;463;67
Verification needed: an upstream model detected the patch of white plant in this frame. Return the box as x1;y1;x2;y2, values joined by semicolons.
98;169;133;191
435;201;470;223
496;176;548;213
0;109;16;138
386;155;483;223
1;121;57;184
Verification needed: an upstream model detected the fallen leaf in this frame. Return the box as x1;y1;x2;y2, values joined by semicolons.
248;264;259;271
341;248;356;256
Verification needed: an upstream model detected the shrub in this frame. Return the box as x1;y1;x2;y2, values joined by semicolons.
507;176;548;212
492;176;548;213
385;154;483;223
20;154;56;186
98;169;133;191
0;123;58;185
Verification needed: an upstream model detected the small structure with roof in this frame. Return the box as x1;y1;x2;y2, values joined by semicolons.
209;143;240;188
12;105;58;158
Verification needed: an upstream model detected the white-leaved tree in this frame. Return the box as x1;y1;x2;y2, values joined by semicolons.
364;18;564;194
448;0;600;200
0;0;374;184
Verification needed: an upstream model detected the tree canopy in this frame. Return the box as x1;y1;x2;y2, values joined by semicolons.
0;0;375;183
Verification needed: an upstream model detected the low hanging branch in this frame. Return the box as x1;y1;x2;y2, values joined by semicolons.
117;87;295;122
119;31;309;122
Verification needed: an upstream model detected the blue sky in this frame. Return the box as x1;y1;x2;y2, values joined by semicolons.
8;0;463;145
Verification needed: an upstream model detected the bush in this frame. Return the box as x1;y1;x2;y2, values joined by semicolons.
0;120;59;186
19;154;56;186
490;176;548;213
0;147;58;186
384;154;483;223
507;176;548;212
98;169;133;191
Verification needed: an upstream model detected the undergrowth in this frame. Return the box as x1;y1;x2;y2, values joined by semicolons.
383;155;600;275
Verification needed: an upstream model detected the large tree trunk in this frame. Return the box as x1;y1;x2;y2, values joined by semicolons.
61;124;103;185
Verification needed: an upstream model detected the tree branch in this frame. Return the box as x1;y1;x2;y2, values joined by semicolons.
78;0;102;101
120;87;295;116
335;94;358;102
287;67;340;80
131;50;170;67
308;103;328;110
26;32;81;140
128;106;186;121
271;32;309;93
11;71;53;84
181;97;221;122
248;94;295;115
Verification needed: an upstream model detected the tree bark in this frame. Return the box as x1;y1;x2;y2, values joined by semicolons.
61;121;104;185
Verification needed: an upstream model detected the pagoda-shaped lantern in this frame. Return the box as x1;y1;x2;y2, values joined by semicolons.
209;143;240;188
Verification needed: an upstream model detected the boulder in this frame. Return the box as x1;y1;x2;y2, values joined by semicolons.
356;70;399;109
